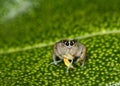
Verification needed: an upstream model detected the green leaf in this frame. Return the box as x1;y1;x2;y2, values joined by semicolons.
0;0;120;86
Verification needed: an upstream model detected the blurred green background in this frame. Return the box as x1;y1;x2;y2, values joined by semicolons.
0;0;120;86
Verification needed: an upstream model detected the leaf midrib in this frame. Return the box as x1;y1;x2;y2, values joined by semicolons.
0;29;120;54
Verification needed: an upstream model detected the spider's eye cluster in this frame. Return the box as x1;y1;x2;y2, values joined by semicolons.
62;40;77;46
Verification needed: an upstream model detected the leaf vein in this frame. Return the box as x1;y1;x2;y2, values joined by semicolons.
0;30;120;54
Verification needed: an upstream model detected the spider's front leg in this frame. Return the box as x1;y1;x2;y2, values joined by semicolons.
49;42;63;65
75;45;87;67
49;53;62;65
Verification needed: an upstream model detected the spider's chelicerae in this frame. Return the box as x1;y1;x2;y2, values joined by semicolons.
50;39;87;69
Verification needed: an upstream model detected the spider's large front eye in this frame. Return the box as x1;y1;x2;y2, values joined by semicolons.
70;41;74;46
70;40;77;46
62;40;69;46
65;41;69;46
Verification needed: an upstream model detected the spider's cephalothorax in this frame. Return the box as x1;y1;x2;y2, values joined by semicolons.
51;39;87;67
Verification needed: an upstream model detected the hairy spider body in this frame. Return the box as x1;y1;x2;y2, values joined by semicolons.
52;39;87;67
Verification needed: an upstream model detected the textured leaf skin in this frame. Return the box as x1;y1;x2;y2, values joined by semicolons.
0;0;120;86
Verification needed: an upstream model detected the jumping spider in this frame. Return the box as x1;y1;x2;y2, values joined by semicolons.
50;39;87;72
